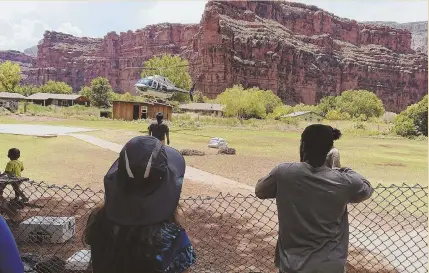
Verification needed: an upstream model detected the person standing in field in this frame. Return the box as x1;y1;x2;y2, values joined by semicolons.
325;130;342;168
255;124;373;273
148;112;170;145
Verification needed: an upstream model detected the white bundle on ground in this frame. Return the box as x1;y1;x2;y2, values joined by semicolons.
208;137;228;149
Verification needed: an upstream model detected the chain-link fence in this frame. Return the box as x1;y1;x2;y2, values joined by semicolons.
0;177;427;273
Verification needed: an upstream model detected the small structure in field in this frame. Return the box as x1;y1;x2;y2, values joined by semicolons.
179;103;225;117
27;93;90;107
112;100;173;121
180;149;205;156
281;111;323;122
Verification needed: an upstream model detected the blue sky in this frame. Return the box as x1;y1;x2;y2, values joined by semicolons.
0;1;427;51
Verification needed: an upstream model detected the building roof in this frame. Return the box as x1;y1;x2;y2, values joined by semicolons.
112;100;172;107
283;111;322;118
27;93;85;100
0;92;27;100
179;103;225;112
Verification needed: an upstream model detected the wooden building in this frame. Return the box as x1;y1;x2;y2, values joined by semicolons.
112;100;173;121
27;93;90;107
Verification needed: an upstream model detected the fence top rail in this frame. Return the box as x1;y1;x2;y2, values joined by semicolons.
12;179;428;198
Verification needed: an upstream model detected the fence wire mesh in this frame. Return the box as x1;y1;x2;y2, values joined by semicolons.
0;177;427;273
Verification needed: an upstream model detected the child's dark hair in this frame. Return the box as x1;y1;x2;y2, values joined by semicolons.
83;204;182;273
8;148;20;160
332;128;342;141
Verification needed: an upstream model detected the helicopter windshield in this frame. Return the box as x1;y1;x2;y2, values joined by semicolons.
138;78;153;86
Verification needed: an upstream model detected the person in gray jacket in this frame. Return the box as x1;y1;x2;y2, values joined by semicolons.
255;124;373;273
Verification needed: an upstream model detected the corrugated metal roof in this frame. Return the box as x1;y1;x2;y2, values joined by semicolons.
0;92;27;100
179;103;224;112
281;111;324;118
112;100;172;107
27;93;83;100
283;111;312;117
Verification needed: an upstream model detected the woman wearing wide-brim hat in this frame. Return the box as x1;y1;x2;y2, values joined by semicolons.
84;136;196;273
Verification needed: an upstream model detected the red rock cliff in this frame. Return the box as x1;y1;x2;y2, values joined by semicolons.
0;50;34;80
20;1;429;112
190;0;427;112
26;24;199;92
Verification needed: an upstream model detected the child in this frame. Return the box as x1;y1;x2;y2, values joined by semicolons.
3;148;28;202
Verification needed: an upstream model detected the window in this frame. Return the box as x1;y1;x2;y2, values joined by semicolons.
61;100;68;106
141;106;148;119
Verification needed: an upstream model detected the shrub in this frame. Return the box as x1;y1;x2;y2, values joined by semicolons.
393;115;416;137
267;105;294;119
39;80;73;94
393;95;428;137
325;110;350;120
354;122;366;130
335;90;385;119
216;85;282;119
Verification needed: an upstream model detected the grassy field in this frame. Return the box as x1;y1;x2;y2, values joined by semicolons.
0;134;117;188
88;127;427;187
0;114;426;188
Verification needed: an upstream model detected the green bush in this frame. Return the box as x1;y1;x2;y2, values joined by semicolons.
216;85;282;119
393;115;416;137
393;95;428;137
267;105;294;119
325;110;350;120
335;90;385;119
354;122;366;130
279;117;299;126
39;80;73;94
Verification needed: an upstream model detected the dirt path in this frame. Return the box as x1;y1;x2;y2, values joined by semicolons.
69;133;254;195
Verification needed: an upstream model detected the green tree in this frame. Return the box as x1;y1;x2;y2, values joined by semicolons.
193;90;208;103
267;105;294;119
16;85;39;96
318;96;337;116
393;115;417;137
335;90;385;119
0;61;22;92
325;109;351;120
216;85;282;119
393;95;428;137
141;54;192;91
88;77;114;107
39;80;73;94
78;86;92;98
170;92;190;103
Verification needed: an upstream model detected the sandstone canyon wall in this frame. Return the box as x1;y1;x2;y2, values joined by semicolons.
191;1;427;112
2;0;428;112
25;24;199;93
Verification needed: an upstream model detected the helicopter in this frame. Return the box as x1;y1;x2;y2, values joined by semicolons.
134;75;193;99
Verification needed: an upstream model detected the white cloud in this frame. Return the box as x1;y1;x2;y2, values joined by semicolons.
0;18;50;51
57;22;82;37
136;1;208;26
0;1;426;52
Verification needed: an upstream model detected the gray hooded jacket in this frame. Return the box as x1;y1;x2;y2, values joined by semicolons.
255;163;373;273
